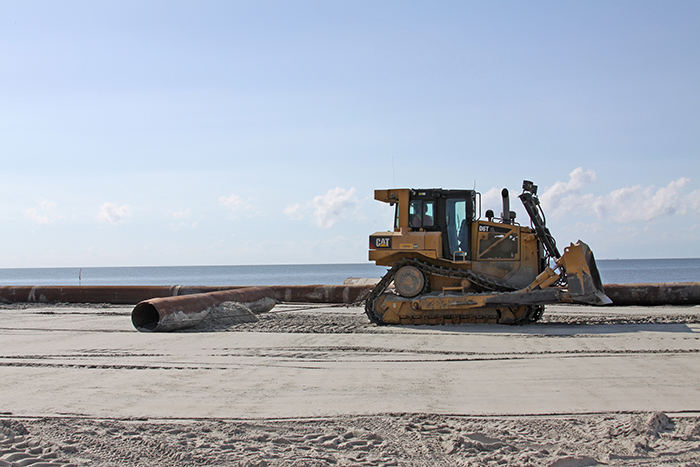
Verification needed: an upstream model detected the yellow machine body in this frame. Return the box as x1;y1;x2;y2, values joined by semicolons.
366;184;610;325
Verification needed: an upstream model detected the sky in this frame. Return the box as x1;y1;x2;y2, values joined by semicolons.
1;0;699;268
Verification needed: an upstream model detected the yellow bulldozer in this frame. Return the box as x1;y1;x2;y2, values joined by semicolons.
366;180;611;325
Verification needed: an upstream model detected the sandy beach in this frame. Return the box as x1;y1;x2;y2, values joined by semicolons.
1;302;699;466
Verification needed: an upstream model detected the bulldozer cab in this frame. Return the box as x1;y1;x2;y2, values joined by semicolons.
379;189;477;261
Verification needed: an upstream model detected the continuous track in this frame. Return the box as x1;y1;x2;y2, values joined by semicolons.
364;258;543;325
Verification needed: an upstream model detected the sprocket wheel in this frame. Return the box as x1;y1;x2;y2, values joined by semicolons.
394;265;426;297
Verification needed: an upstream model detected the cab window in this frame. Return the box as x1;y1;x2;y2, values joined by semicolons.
446;198;469;258
409;200;435;229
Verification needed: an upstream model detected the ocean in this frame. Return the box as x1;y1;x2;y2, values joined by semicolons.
0;259;698;287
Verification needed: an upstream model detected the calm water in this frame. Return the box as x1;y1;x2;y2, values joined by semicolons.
0;259;697;286
595;258;700;284
0;263;388;286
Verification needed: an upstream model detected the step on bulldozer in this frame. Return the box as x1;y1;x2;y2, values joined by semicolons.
366;180;611;325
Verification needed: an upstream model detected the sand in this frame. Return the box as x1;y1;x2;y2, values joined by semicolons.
1;302;699;466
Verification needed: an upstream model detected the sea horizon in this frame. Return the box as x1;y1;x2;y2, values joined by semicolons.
2;257;699;270
0;258;698;286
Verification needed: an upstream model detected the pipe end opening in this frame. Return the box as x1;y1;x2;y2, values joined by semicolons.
132;303;160;332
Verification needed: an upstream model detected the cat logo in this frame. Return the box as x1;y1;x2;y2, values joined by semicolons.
370;236;392;249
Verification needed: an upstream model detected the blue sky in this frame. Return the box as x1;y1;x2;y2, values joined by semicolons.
1;1;698;267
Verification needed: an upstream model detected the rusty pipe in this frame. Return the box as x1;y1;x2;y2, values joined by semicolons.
602;282;700;306
131;286;277;332
0;284;373;305
1;283;699;308
130;284;374;332
130;284;375;332
0;285;245;305
268;284;373;304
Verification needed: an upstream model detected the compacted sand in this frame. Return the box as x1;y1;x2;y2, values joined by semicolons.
1;302;699;466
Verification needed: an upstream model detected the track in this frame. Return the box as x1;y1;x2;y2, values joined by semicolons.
364;258;542;325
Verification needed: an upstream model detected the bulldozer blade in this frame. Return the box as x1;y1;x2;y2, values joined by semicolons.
560;241;612;305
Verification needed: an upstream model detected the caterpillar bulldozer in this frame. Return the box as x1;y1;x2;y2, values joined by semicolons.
366;180;611;325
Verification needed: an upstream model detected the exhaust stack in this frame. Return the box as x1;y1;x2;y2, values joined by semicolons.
501;188;515;224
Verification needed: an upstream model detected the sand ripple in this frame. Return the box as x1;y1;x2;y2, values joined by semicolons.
2;412;698;466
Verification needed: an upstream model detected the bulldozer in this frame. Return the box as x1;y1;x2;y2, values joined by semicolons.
366;180;611;325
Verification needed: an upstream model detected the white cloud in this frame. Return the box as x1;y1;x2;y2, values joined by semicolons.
97;202;132;224
480;187;503;216
571;221;603;234
172;208;191;221
311;187;358;228
219;194;252;218
540;167;597;216
541;169;699;223
169;208;199;230
681;189;700;216
24;199;60;224
283;187;359;228
283;202;304;221
592;178;692;222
